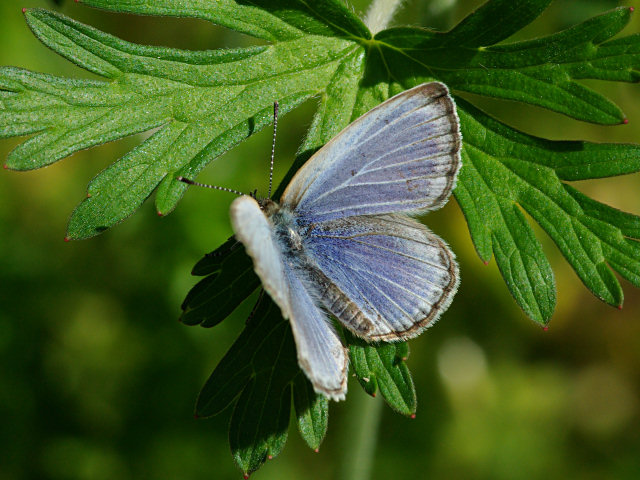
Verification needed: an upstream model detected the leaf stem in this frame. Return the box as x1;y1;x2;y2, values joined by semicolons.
338;389;384;480
364;0;405;34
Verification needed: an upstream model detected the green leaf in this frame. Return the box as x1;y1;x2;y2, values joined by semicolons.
195;296;328;475
194;297;293;418
347;332;416;416
2;8;364;239
443;0;552;47
80;0;371;41
293;375;329;451
225;300;294;475
455;98;640;320
376;5;637;124
180;239;260;328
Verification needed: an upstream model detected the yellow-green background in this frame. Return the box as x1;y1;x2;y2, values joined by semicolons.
1;1;639;479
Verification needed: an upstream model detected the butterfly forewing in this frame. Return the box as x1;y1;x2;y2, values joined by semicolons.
230;196;291;319
282;83;461;222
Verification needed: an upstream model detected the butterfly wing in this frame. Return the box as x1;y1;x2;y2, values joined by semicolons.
283;264;348;400
281;82;461;222
230;196;348;400
303;213;458;342
230;196;291;318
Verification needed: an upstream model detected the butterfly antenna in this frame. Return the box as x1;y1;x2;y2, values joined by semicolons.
268;101;279;199
177;176;247;197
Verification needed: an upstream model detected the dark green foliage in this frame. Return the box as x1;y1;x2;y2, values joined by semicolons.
348;332;417;416
180;239;260;328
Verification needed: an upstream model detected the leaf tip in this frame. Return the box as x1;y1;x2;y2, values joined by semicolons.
63;236;71;243
193;413;200;419
21;7;26;14
618;304;623;310
371;392;376;398
2;164;8;170
267;455;273;460
314;448;319;453
623;118;629;125
243;474;250;480
410;413;416;419
157;211;164;217
543;326;549;332
630;6;635;13
483;260;489;266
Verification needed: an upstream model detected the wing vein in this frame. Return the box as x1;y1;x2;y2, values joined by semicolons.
306;131;458;205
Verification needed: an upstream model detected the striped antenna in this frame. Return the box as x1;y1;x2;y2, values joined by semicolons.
268;101;279;199
179;101;280;200
176;176;249;197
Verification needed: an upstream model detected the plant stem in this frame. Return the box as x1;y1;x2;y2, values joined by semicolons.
364;0;405;34
338;388;384;480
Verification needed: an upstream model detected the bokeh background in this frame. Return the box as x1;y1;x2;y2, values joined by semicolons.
1;1;639;479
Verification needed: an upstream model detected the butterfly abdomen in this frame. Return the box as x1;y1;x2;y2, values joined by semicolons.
298;260;376;337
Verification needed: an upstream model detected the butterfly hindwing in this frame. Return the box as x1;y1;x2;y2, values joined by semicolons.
303;214;459;341
283;266;348;400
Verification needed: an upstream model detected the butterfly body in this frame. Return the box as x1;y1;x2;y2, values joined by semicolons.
230;82;462;401
263;201;304;255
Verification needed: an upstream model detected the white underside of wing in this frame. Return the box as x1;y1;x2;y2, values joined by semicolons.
284;267;348;401
230;195;348;400
230;195;292;319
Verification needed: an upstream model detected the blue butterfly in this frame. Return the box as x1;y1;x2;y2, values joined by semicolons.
230;82;461;400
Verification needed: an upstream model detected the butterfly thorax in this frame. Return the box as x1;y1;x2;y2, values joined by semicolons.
260;198;304;255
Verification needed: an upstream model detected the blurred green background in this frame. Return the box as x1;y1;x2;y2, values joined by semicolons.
1;1;639;479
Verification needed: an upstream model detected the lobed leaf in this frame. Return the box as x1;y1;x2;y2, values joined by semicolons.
455;98;640;322
180;239;260;328
376;6;638;124
348;333;416;416
293;375;329;451
80;0;370;42
3;8;363;239
195;296;328;475
443;0;552;47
